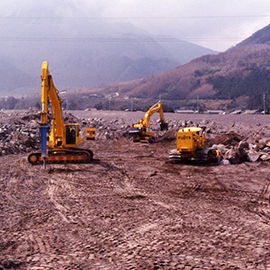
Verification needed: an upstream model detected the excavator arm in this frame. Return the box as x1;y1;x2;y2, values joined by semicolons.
143;101;168;131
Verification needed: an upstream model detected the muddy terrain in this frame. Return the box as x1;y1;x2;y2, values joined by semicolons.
1;110;270;269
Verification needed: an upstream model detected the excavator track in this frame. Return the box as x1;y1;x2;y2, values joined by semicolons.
168;149;182;164
169;148;221;164
28;148;93;165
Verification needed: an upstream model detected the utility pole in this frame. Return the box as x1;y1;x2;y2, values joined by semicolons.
263;92;266;114
130;98;133;112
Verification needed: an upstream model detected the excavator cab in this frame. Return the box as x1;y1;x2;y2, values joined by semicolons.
176;128;205;158
169;127;221;164
65;124;77;145
64;123;85;147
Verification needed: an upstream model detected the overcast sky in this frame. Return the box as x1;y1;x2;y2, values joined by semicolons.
1;0;270;52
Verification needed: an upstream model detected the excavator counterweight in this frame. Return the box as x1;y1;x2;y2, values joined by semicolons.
169;127;221;164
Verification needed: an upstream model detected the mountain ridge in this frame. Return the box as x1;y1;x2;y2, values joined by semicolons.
0;18;217;97
77;23;270;111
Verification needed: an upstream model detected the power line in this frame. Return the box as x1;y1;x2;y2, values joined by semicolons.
0;36;246;43
0;15;269;20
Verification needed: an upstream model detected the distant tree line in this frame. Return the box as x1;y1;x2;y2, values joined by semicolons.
207;67;270;109
3;65;270;112
0;96;40;110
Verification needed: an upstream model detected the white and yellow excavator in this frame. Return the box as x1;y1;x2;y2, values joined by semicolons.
128;101;168;142
28;61;94;166
169;127;222;164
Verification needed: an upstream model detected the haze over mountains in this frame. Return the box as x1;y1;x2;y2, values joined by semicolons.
2;0;270;112
84;23;270;111
0;11;216;97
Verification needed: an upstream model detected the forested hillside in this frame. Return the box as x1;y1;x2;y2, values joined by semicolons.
77;24;270;111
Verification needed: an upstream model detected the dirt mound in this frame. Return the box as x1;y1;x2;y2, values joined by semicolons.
213;131;243;146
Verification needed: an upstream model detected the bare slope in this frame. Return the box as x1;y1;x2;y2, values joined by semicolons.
81;24;270;110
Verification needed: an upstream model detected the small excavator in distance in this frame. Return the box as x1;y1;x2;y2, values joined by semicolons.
169;127;221;164
128;101;168;142
85;128;96;140
28;61;94;166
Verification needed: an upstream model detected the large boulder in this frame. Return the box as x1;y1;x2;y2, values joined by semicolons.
224;147;248;164
214;131;243;146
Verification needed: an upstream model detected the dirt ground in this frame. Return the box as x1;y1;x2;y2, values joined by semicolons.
1;112;270;269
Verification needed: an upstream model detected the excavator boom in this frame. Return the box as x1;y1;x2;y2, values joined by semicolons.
40;61;64;145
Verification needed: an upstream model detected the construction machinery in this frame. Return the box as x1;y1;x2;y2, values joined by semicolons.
128;101;168;142
169;127;221;164
86;128;96;140
28;61;94;166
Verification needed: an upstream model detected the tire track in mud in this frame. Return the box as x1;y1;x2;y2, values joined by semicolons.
2;139;270;269
28;152;270;269
84;157;191;268
47;177;74;223
96;157;218;269
109;162;139;196
111;153;270;269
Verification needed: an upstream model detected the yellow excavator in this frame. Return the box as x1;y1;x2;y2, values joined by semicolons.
128;101;168;142
28;61;94;166
169;127;222;164
86;128;96;140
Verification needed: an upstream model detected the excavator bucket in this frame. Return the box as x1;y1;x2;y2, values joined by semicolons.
160;122;168;131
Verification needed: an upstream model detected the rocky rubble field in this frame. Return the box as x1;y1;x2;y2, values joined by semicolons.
1;109;270;165
1;109;270;269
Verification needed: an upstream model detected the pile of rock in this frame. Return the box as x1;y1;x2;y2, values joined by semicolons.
1;109;270;165
217;137;270;164
161;118;270;165
0;110;130;156
0;110;40;156
82;116;129;140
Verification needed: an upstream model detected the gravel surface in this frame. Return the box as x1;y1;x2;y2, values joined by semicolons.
1;110;270;269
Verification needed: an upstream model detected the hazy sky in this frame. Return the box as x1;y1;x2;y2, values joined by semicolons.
1;0;270;51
